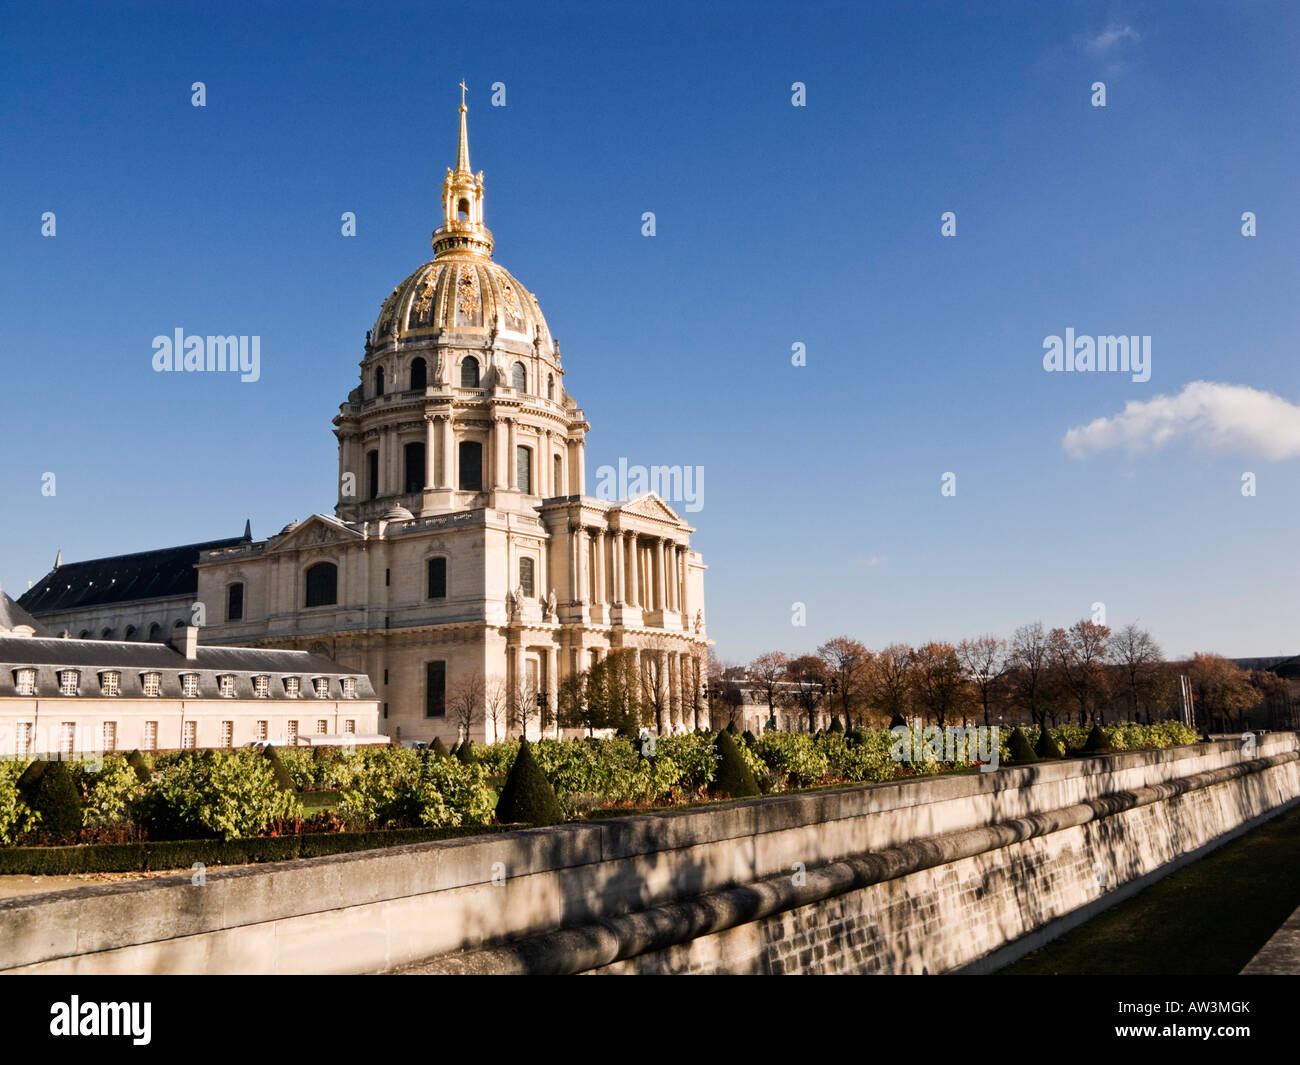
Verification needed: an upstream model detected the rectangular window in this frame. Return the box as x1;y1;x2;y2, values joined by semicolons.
313;677;330;699
458;441;482;492
404;441;426;494
102;721;117;752
143;672;161;697
287;720;298;745
219;675;236;698
143;721;158;750
14;668;36;696
427;557;447;599
284;677;300;698
182;721;197;749
342;677;357;699
367;449;380;500
59;670;79;696
257;720;268;741
425;661;446;718
227;583;244;621
181;673;200;698
99;671;121;697
221;721;233;748
316;719;328;734
516;445;532;495
519;556;535;599
254;675;270;698
59;722;75;755
15;722;32;755
344;720;355;734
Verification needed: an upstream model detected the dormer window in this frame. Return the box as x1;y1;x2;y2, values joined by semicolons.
58;669;80;696
180;673;200;698
313;677;330;699
100;671;121;697
253;675;270;698
14;668;36;696
218;674;236;698
284;676;301;698
142;672;161;697
342;677;358;699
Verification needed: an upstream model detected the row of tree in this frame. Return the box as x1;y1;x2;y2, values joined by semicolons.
715;621;1294;735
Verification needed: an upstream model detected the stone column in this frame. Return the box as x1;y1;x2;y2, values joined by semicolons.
424;417;437;490
441;415;455;489
507;418;519;490
627;533;638;606
655;539;666;610
594;529;606;604
567;521;578;603
494;418;508;489
612;531;624;603
543;430;553;495
546;645;559;738
575;438;586;496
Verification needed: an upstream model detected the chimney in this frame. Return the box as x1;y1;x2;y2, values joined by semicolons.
171;625;199;660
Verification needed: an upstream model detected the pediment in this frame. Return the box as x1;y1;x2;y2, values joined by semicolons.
613;492;684;525
270;514;363;552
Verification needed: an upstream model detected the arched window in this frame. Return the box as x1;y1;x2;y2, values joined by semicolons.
547;373;554;400
458;441;482;492
404;442;426;494
511;362;527;392
553;454;563;495
410;357;427;391
457;199;469;221
519;557;535;599
304;562;338;608
147;623;162;642
79;630;91;640
375;366;385;396
124;625;137;641
101;628;115;640
516;445;532;495
460;356;480;388
366;450;380;500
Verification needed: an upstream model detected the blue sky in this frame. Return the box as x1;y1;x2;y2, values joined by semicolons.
1;1;1297;662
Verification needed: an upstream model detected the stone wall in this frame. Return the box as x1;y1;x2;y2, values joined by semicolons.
2;734;1296;975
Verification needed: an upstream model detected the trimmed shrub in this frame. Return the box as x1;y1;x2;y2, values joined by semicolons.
754;732;830;788
1034;727;1063;759
83;755;148;827
495;740;565;825
725;721;739;735
889;714;907;730
741;730;757;748
430;737;451;759
710;731;760;799
1007;728;1039;765
0;760;40;844
26;760;82;841
1084;724;1109;753
142;750;303;841
456;739;476;765
126;749;152;783
844;728;865;748
16;759;47;795
262;746;298;793
829;717;844;733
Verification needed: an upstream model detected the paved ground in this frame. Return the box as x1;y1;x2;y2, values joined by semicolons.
1241;903;1300;974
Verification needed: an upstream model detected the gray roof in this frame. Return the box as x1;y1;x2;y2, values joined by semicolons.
0;595;46;635
0;636;376;702
17;534;248;615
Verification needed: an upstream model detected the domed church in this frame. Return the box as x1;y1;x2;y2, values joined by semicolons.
23;91;711;746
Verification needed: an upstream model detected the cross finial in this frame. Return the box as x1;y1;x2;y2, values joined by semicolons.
459;80;468;109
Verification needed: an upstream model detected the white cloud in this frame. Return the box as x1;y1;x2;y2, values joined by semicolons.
1083;24;1141;53
853;555;886;568
1063;381;1300;461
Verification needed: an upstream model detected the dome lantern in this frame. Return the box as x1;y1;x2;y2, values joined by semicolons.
433;82;494;261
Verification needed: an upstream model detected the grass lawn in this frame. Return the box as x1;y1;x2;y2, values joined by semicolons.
1001;802;1300;975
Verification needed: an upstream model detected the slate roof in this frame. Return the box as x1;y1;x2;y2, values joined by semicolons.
17;537;246;615
0;636;376;701
0;595;46;635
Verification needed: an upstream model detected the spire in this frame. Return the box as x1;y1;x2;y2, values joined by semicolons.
433;83;493;260
455;79;471;175
242;519;252;542
53;548;62;569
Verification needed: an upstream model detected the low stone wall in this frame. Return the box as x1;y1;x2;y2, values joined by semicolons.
2;734;1297;975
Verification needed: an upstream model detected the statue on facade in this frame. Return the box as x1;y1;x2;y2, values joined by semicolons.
544;588;557;619
694;609;703;634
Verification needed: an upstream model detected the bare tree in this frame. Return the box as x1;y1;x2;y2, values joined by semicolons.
1050;620;1112;725
508;671;538;741
957;635;1009;727
1009;622;1051;731
1112;623;1164;723
868;643;913;724
639;640;675;733
787;654;829;733
817;636;872;730
910;642;971;728
748;652;790;729
483;677;509;744
447;672;484;743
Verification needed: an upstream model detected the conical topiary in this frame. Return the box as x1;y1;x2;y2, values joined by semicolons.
495;739;565;826
845;729;865;748
1008;727;1038;765
711;730;760;799
829;716;844;733
16;758;48;795
1034;727;1062;759
430;737;451;759
741;729;757;748
125;748;152;783
262;745;297;792
889;714;907;730
456;739;476;764
725;720;739;735
1084;724;1109;753
27;759;82;840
